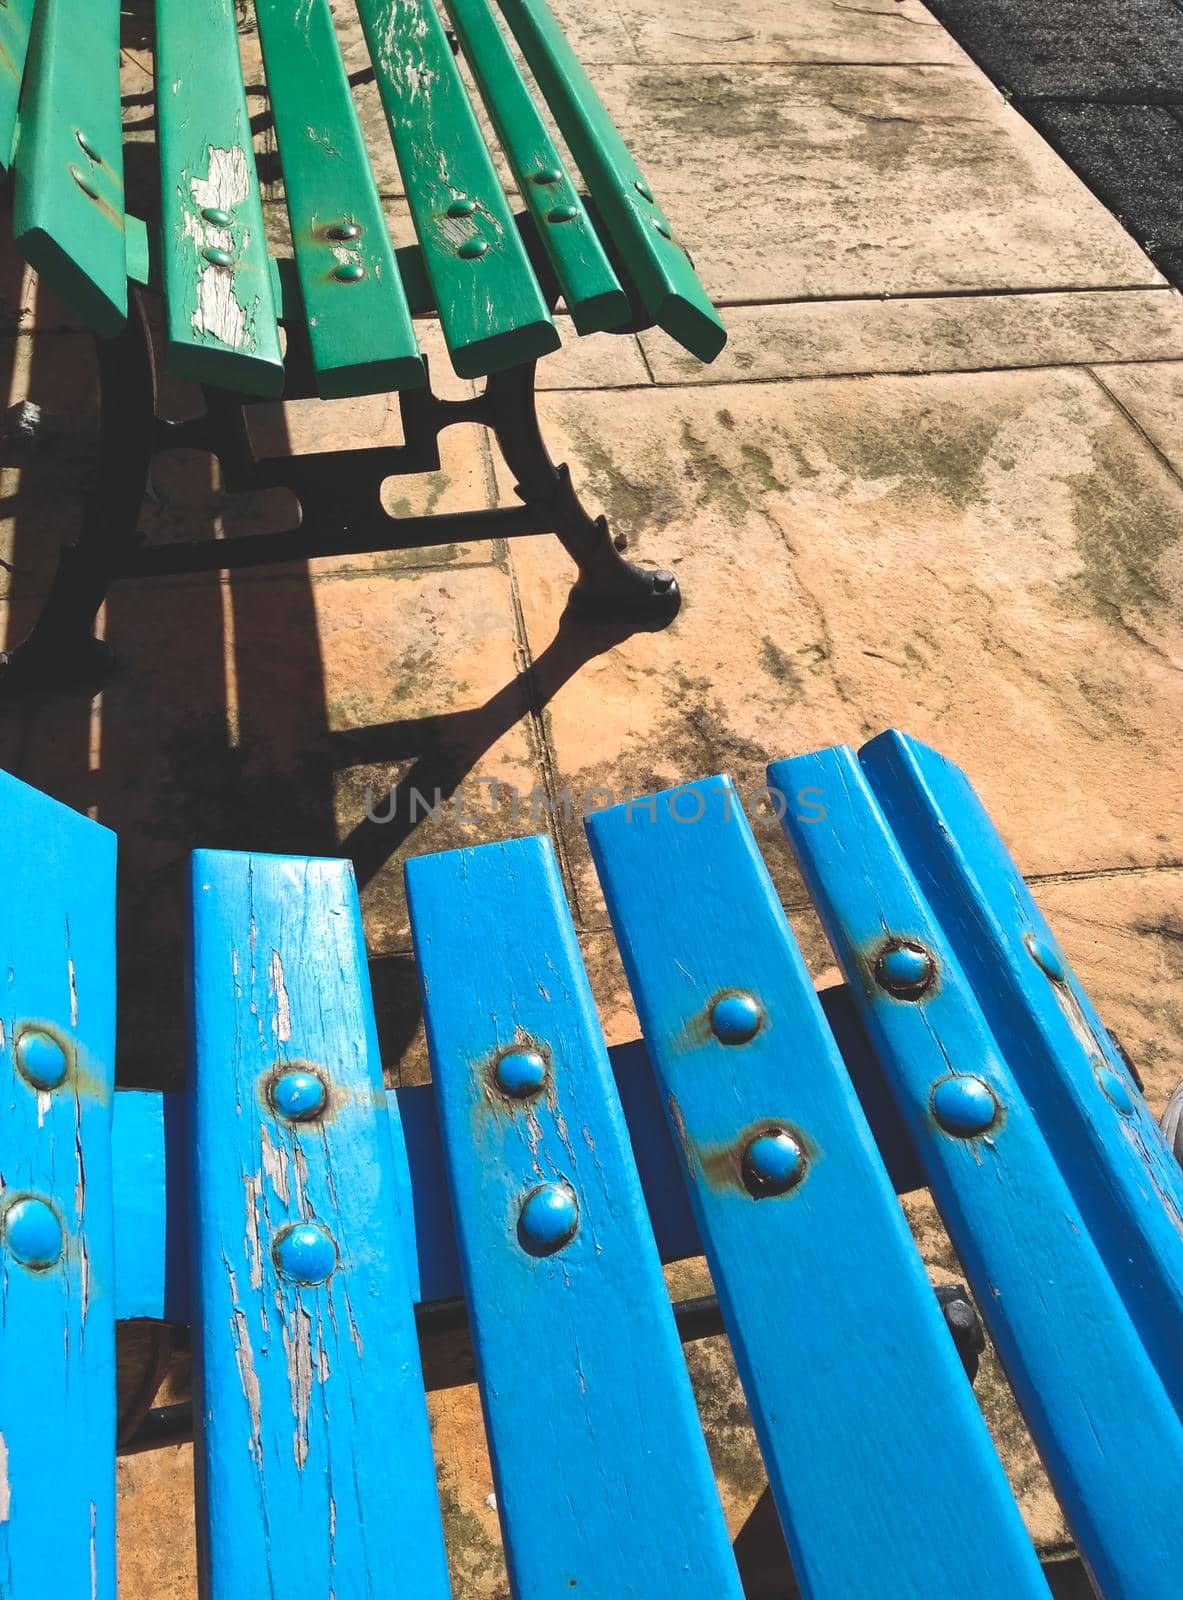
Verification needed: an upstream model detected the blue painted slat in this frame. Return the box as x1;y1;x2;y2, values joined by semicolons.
858;728;1183;1418
774;744;1183;1600
0;771;118;1598
586;779;1047;1600
406;836;742;1600
188;850;451;1600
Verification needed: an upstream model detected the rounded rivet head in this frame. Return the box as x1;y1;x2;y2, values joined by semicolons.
634;179;654;201
932;1075;999;1137
532;167;562;185
1096;1067;1134;1116
1023;932;1064;982
446;198;477;217
547;204;580;224
201;206;233;226
332;261;366;282
4;1198;63;1269
710;991;763;1045
518;1183;578;1256
202;246;234;268
69;165;99;200
874;940;935;999
495;1048;547;1100
741;1130;804;1198
654;220;673;240
457;237;488;260
327;221;362;240
75;130;102;163
14;1029;69;1091
270;1068;327;1121
274;1222;337;1285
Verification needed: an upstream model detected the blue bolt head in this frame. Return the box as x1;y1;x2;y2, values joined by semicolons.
494;1048;547;1100
1096;1067;1134;1116
274;1222;338;1285
742;1129;805;1198
15;1029;69;1091
270;1068;327;1122
518;1183;579;1257
875;940;935;999
710;991;763;1045
1023;932;1064;982
932;1075;999;1137
4;1197;63;1268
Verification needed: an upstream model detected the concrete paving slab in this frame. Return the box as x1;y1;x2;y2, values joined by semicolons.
578;0;965;65
640;289;1183;384
591;65;1162;301
1091;360;1183;478
496;371;1183;926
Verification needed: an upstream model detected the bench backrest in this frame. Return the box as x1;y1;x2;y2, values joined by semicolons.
0;0;725;399
3;732;1183;1595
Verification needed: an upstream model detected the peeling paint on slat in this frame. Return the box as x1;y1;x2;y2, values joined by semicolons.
0;1431;10;1523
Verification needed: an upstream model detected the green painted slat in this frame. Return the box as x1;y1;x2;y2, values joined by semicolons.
0;0;35;175
254;0;423;398
495;0;726;362
354;0;559;379
11;0;127;335
442;0;628;336
155;0;283;397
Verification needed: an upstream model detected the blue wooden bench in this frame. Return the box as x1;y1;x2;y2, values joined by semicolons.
0;0;724;692
2;730;1181;1597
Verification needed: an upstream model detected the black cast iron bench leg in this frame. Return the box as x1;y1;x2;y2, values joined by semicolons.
0;289;156;693
485;359;680;623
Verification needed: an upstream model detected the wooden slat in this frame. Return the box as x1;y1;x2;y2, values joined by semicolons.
859;728;1183;1419
495;0;726;361
188;850;450;1600
406;836;742;1599
0;0;36;175
443;0;629;335
156;0;283;396
11;0;126;335
775;743;1183;1600
353;0;559;378
254;0;423;398
0;771;118;1597
586;778;1047;1599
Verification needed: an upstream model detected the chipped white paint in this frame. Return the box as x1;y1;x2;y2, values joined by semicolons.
0;1430;10;1523
243;1173;264;1291
270;950;292;1043
68;957;78;1028
282;1304;315;1469
231;1306;264;1464
259;1122;290;1206
184;145;255;349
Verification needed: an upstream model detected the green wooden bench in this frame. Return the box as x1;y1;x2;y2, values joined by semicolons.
0;0;725;691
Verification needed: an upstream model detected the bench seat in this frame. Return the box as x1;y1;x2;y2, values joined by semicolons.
2;732;1181;1596
0;0;725;399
